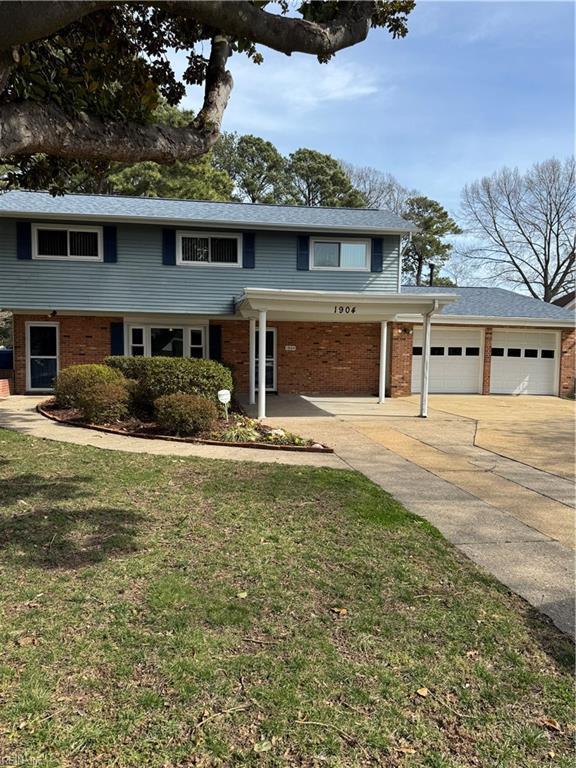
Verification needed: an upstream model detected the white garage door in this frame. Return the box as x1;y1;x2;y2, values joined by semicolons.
412;328;483;394
490;331;558;395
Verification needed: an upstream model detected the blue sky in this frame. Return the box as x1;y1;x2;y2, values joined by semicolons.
178;1;574;215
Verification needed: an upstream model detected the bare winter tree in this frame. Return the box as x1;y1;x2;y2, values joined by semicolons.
340;162;417;212
460;157;575;302
0;1;415;191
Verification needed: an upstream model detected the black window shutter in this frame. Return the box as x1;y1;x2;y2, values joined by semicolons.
209;325;222;362
371;237;383;273
16;222;32;260
110;322;124;356
242;232;255;269
162;229;176;265
296;234;309;270
103;225;117;263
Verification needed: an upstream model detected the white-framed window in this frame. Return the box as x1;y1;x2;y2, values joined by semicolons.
128;325;206;359
310;238;370;271
176;231;242;266
32;223;103;261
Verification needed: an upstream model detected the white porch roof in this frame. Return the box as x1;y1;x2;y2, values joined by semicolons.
237;287;458;322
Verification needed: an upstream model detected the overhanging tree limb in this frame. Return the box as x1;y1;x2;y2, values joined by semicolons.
0;0;376;57
1;36;232;162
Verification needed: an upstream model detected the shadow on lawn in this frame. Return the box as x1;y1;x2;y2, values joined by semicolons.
0;470;144;568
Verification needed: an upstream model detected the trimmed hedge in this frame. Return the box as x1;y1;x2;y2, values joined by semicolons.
105;356;233;409
55;364;125;409
154;393;217;437
76;381;129;424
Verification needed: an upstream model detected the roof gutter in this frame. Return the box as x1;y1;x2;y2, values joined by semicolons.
0;210;417;236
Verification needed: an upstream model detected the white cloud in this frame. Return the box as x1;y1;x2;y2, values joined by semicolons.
176;49;385;135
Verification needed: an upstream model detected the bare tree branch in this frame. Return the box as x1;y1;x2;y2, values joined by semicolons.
460;158;575;302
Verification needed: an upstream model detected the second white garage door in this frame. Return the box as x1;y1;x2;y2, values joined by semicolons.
490;330;558;395
412;328;483;394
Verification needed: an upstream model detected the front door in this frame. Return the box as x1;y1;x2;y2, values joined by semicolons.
255;328;277;392
27;323;59;391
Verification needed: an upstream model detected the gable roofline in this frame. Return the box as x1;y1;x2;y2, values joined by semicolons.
0;190;417;235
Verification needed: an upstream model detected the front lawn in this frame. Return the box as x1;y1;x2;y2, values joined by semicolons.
0;429;573;767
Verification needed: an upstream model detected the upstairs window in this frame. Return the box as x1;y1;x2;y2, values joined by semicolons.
177;231;241;266
32;224;102;261
310;238;370;271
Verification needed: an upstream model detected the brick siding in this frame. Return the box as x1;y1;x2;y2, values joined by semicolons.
11;314;574;400
388;322;414;397
559;328;575;398
13;314;116;394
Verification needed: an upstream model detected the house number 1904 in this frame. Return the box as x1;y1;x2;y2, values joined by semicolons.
334;305;357;314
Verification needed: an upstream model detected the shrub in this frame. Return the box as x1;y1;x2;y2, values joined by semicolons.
106;356;233;412
154;393;217;436
55;364;125;409
76;381;129;424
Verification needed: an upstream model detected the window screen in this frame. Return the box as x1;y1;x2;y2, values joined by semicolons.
211;237;238;263
313;242;339;268
70;231;99;258
37;229;68;257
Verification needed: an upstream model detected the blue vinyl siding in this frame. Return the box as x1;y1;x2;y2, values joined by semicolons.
0;219;400;315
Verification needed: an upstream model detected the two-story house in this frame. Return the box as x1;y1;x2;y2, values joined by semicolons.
0;191;574;417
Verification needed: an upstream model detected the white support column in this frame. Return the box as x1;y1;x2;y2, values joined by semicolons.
257;310;267;420
378;320;388;403
420;310;433;418
249;318;256;405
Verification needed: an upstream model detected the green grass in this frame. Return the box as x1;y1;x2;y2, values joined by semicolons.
0;429;573;767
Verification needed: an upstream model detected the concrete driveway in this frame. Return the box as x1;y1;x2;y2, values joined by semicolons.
244;394;575;636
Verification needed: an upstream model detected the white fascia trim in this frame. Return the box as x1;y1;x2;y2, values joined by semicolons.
1;211;416;236
241;287;458;304
404;314;575;329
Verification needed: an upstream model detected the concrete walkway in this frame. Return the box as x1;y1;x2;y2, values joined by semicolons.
0;396;346;469
1;394;574;637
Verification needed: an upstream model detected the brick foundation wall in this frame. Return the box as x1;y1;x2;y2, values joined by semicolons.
559;328;575;398
13;314;116;394
388;322;414;397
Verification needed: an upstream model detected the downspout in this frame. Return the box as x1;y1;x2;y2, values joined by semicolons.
419;299;438;418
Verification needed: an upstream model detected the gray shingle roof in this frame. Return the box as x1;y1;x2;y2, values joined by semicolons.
402;285;576;322
0;190;417;234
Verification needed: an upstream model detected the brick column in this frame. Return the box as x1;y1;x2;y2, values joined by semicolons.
388;322;414;397
559;328;575;398
482;326;493;395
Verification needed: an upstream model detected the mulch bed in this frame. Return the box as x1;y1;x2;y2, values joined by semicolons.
37;399;333;453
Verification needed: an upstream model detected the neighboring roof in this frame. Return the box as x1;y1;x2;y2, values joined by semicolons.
552;290;575;308
402;285;576;323
0;190;417;234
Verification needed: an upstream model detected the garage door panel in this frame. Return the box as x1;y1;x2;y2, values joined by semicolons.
490;331;557;395
412;328;482;394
